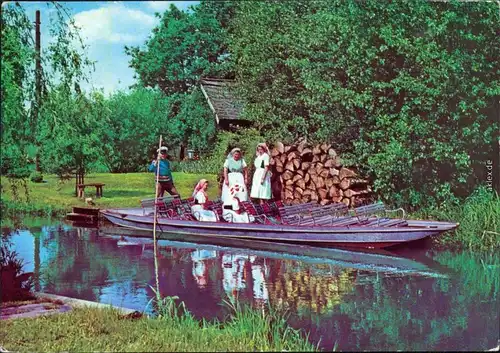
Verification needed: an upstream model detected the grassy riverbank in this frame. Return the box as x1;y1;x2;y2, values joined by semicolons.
0;304;317;352
0;172;218;217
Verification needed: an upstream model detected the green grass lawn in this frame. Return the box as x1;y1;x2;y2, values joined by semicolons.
0;306;318;352
1;172;218;216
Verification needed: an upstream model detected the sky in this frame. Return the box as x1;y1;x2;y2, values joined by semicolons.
11;1;198;96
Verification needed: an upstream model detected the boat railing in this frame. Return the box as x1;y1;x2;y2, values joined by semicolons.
353;202;407;225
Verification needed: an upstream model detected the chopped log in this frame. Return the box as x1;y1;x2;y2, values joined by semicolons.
310;192;319;201
343;189;371;198
329;186;342;198
332;175;341;184
285;184;294;192
315;176;325;189
340;178;369;190
296;179;306;190
341;198;351;207
285;145;292;153
285;179;294;186
300;148;313;157
325;178;334;189
318;188;328;200
287;151;298;161
315;163;324;174
297;142;305;154
320;199;330;206
339;178;350;190
296;169;304;177
302;189;312;197
308;166;317;176
280;154;286;164
285;160;295;172
320;143;331;152
329;168;340;176
333;156;343;168
328;148;337;158
301;194;311;203
295;187;304;195
320;169;330;178
324;159;336;168
276;142;285;154
282;170;294;180
285;189;293;199
271;148;280;157
304;173;310;183
301;162;311;171
292;174;302;184
313;145;322;155
293;158;300;170
276;164;284;173
339;167;357;180
320;154;328;163
312;155;320;163
293;190;302;200
332;196;343;203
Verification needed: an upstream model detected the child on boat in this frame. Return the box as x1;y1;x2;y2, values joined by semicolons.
191;179;218;222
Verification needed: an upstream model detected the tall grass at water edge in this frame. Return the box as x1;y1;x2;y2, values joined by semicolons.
149;291;319;352
0;295;319;352
412;187;500;251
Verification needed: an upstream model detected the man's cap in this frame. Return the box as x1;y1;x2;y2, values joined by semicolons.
157;146;168;153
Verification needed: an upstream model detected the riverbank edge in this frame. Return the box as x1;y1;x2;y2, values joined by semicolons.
32;292;139;316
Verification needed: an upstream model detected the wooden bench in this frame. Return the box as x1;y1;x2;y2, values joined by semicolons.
140;195;180;215
294;203;350;226
77;183;105;199
353;202;407;226
278;202;320;225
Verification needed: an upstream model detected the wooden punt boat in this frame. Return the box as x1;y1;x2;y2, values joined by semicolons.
100;199;458;249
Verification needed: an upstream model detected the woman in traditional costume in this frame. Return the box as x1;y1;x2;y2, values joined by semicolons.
221;148;249;203
250;143;272;203
190;179;218;222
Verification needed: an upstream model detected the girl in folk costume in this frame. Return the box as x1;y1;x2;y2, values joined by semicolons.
222;183;255;223
191;179;218;222
222;148;249;203
250;143;272;203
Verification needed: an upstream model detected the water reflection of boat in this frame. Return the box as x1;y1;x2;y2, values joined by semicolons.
98;226;449;278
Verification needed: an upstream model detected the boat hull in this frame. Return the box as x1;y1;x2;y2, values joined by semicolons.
100;209;458;249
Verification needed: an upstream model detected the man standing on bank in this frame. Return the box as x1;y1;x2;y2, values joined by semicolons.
148;146;180;198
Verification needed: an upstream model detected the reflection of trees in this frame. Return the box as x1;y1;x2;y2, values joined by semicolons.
315;250;500;351
39;226;152;302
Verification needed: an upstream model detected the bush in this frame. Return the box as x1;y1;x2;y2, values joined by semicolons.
30;171;43;183
414;187;500;251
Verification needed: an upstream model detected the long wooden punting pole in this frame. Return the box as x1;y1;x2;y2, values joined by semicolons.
153;135;162;301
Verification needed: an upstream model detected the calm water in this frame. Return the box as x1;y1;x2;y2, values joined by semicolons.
2;220;499;351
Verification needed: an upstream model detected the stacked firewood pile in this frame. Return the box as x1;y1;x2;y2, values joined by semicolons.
269;141;374;207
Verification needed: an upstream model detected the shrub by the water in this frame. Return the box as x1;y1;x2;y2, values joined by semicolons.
414;187;500;251
0;242;34;302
